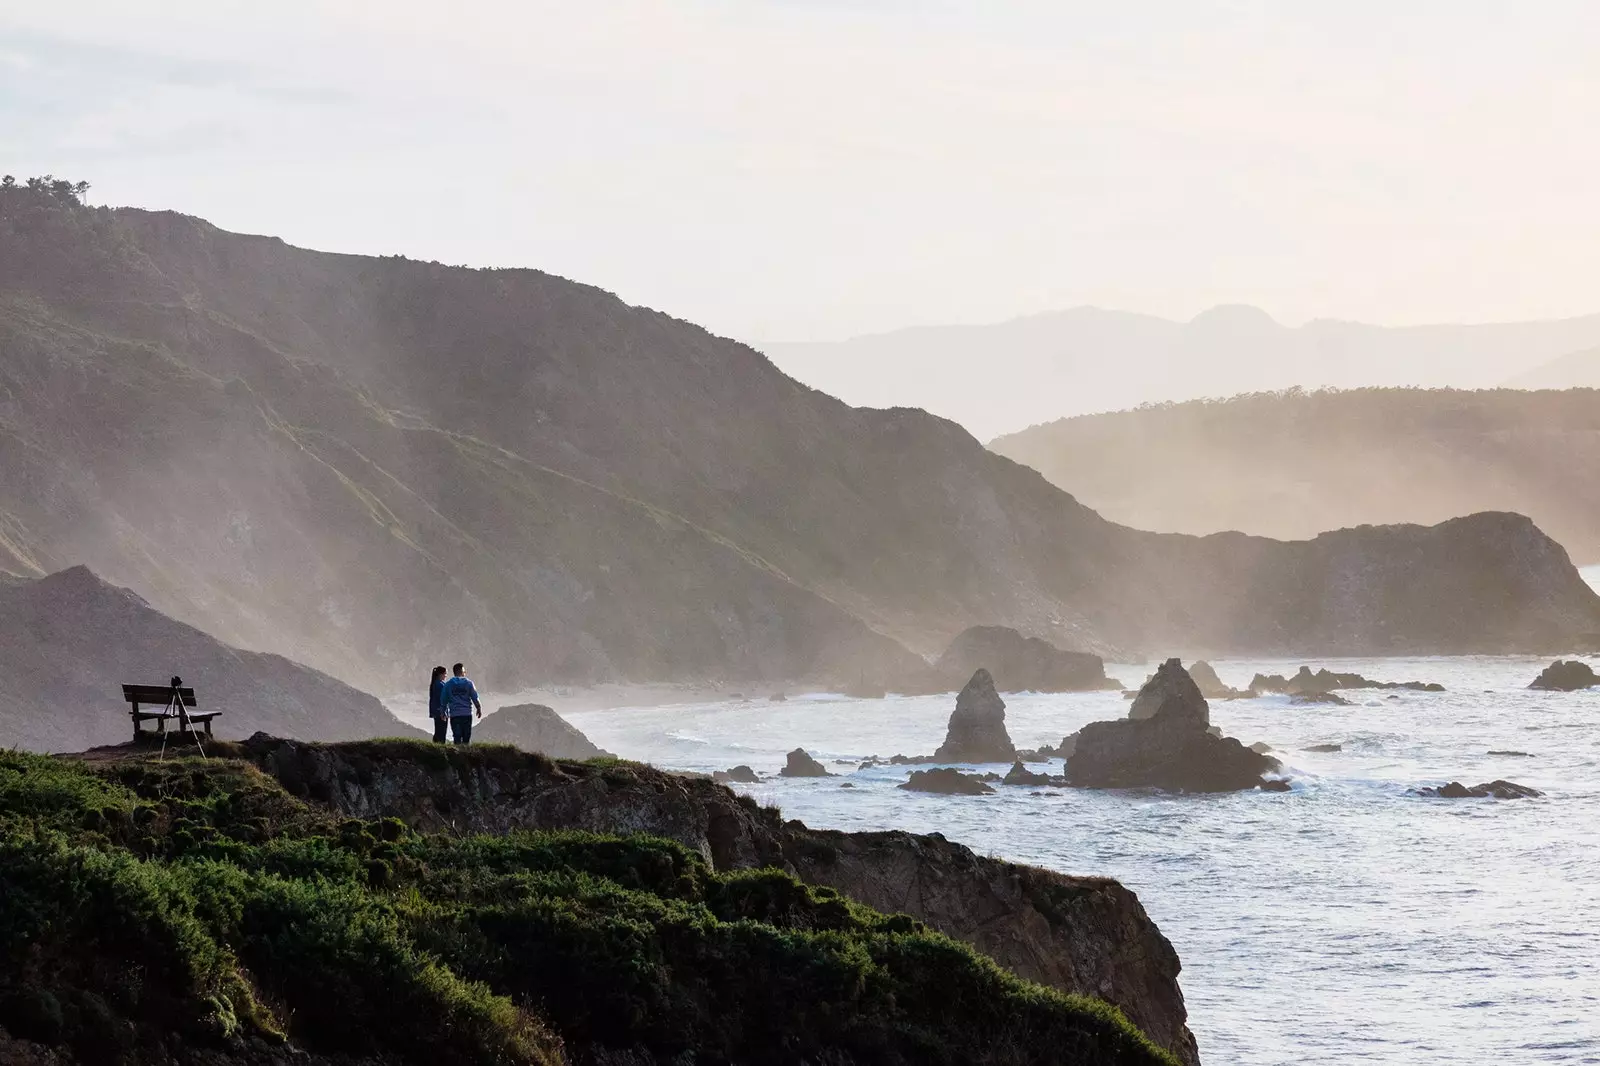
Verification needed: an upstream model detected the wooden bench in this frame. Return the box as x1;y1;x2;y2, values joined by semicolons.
122;681;222;742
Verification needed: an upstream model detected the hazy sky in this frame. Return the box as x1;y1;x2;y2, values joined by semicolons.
4;1;1597;341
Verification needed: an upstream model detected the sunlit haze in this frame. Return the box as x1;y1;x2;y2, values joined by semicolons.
4;1;1598;341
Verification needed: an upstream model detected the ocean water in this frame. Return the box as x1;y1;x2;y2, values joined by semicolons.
556;647;1600;1065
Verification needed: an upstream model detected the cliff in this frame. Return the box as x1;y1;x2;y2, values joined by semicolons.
1;743;1179;1065
4;183;1595;690
0;566;413;752
992;386;1600;566
238;735;1199;1064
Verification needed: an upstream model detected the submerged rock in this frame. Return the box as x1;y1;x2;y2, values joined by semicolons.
1304;743;1342;753
476;704;611;759
1487;750;1534;757
1528;659;1599;691
1291;690;1351;706
1068;659;1278;792
933;669;1017;763
936;625;1117;692
1417;779;1543;799
712;764;760;784
899;768;996;795
779;748;833;777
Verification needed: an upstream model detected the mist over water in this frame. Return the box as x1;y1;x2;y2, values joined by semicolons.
547;646;1600;1066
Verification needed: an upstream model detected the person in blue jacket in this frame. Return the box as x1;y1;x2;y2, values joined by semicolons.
427;665;449;744
439;661;482;745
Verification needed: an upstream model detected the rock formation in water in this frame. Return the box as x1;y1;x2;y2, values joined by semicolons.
1291;691;1351;705
1416;779;1543;799
4;183;1596;700
1187;661;1248;700
1069;660;1278;792
1250;666;1445;695
0;566;410;753
936;626;1118;692
713;764;761;784
933;670;1018;763
899;768;997;796
1003;760;1058;787
474;704;611;759
780;748;833;777
1528;659;1599;691
237;734;1199;1063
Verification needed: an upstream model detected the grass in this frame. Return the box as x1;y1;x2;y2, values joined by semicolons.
0;748;1176;1065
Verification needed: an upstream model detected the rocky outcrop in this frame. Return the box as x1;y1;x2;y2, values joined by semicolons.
1528;659;1598;691
474;704;611;759
1416;779;1543;799
713;764;760;784
232;734;1199;1064
1250;666;1444;695
1187;661;1247;700
1127;660;1210;725
1003;760;1061;787
1069;660;1278;792
935;626;1118;692
1304;743;1343;752
933;670;1017;763
899;768;997;796
1291;691;1350;706
0;567;412;753
779;748;833;777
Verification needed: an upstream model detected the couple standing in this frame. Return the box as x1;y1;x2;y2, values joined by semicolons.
428;662;482;744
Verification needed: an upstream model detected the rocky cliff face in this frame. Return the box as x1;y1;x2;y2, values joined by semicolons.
4;185;1596;693
236;735;1199;1065
0;567;412;752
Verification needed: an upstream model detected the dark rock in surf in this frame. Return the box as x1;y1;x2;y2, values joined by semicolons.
1258;779;1292;792
1528;659;1598;691
899;768;996;796
713;764;760;784
1487;750;1533;758
1003;760;1052;786
1416;779;1543;799
1291;690;1351;706
933;669;1017;763
1252;665;1444;695
779;748;833;777
1068;659;1278;792
1304;743;1342;753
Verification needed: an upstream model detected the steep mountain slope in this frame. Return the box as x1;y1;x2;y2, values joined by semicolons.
991;388;1600;565
3;183;1598;691
1507;343;1600;390
762;306;1600;439
0;566;411;752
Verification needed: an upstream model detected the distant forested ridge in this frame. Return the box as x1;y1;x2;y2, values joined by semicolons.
992;387;1600;564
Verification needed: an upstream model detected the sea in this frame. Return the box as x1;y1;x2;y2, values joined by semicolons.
394;567;1600;1065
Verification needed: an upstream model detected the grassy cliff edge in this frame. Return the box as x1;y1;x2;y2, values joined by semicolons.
0;742;1175;1065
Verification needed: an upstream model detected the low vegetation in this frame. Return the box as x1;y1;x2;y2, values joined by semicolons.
0;748;1173;1065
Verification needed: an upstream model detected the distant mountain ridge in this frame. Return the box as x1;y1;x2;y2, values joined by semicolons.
761;306;1600;439
3;182;1599;692
1507;344;1600;390
991;387;1600;566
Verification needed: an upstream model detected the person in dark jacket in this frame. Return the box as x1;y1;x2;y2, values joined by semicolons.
427;665;449;743
439;661;482;745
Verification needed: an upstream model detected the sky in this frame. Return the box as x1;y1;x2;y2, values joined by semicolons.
3;1;1598;342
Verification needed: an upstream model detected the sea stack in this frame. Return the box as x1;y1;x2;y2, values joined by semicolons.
933;669;1017;763
1528;659;1599;691
1068;659;1278;792
780;748;834;777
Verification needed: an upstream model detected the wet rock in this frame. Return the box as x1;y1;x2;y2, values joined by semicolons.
1487;750;1534;757
839;782;855;789
933;669;1017;763
1292;690;1351;706
1003;760;1052;786
1528;659;1599;691
779;748;833;777
1417;779;1543;799
899;768;996;795
1249;741;1274;754
1258;779;1293;792
1252;665;1443;695
712;764;760;784
935;625;1117;692
1304;743;1342;753
1068;660;1278;792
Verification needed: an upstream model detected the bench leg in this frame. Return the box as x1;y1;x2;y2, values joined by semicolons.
203;720;213;737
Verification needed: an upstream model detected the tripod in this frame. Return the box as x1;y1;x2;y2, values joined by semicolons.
158;674;207;762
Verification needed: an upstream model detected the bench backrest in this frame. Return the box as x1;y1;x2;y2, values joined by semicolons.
122;684;197;707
